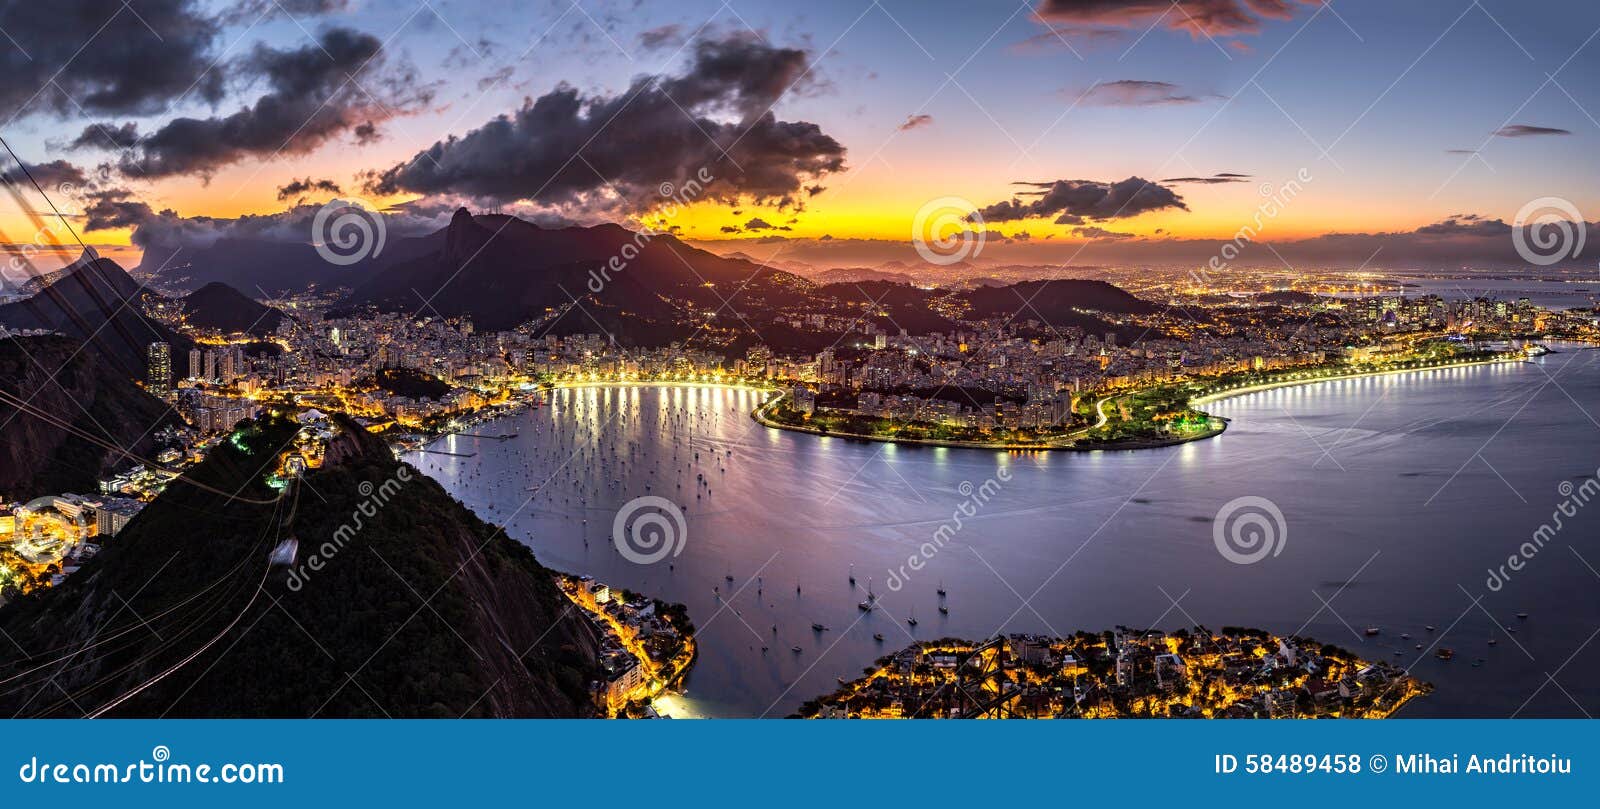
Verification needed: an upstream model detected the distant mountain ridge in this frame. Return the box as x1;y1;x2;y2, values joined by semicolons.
0;254;193;384
181;282;283;336
343;207;809;336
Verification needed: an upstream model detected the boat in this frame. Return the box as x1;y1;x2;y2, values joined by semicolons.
937;580;946;597
1364;627;1380;636
873;633;885;642
1488;639;1498;646
1436;648;1455;661
791;646;802;653
812;623;828;631
858;601;872;611
938;605;949;615
848;563;855;586
1516;612;1529;619
907;607;918;627
1425;625;1436;631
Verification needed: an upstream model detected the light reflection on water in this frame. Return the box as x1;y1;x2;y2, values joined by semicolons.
406;352;1600;718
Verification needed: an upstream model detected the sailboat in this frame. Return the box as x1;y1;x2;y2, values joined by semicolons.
859;576;878;610
937;580;946;597
848;563;856;586
907;606;918;627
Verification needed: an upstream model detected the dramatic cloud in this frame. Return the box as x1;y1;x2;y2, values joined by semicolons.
1493;124;1572;138
81;188;443;253
1033;0;1317;38
0;160;89;189
67;122;142;151
1083;79;1212;106
977;177;1187;225
102;28;429;178
367;33;846;213
276;177;344;201
1163;172;1252;184
0;0;223;120
898;114;935;131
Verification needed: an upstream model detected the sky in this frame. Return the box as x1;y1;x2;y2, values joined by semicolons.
2;0;1598;275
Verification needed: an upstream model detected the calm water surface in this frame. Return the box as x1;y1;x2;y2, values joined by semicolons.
406;349;1600;718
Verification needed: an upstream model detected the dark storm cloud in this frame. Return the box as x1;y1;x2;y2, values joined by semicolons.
898;114;934;131
1492;124;1572;138
0;0;223;120
1033;0;1315;38
276;177;344;201
1083;80;1211;106
977;177;1187;225
67;122;142;151
82;187;442;251
107;27;428;178
367;33;846;212
0;160;89;189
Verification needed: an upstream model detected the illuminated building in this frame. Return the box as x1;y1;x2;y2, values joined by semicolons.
147;342;172;399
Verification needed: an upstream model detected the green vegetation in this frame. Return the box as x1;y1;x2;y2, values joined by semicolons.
367;366;452;400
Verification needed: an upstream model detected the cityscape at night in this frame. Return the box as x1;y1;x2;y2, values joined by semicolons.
0;1;1598;800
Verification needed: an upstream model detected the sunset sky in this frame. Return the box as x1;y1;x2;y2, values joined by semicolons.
2;0;1598;272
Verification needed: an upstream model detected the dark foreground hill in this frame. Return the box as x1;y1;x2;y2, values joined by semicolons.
0;334;174;500
0;413;603;717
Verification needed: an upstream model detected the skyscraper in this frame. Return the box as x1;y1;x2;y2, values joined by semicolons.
147;342;171;399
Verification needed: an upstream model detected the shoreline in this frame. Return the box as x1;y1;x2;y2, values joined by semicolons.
1189;354;1526;407
750;354;1526;453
